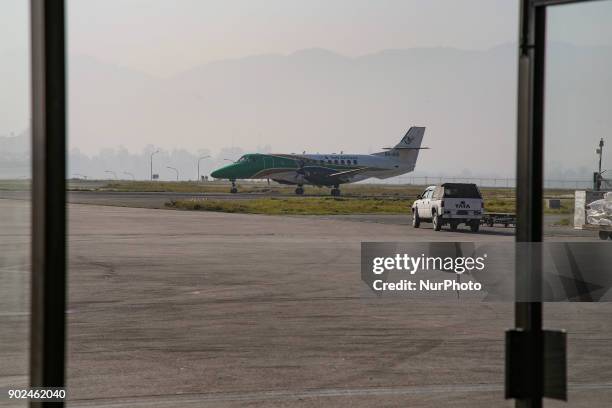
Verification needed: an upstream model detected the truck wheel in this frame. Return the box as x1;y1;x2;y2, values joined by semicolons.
412;209;420;228
599;231;609;240
470;220;480;233
449;221;458;231
432;212;442;231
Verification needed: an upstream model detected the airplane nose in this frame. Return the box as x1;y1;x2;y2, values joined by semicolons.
211;164;233;179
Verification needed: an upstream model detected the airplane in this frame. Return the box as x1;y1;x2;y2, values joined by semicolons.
210;126;427;196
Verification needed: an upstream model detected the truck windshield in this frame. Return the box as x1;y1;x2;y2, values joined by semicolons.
443;184;482;198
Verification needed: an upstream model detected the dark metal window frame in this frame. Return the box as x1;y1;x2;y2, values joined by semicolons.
27;1;604;407
30;1;66;407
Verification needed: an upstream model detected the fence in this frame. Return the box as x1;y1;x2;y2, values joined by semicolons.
381;176;594;190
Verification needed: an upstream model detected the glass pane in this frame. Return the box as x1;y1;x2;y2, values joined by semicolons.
545;1;612;405
0;1;31;405
66;1;519;406
544;0;612;238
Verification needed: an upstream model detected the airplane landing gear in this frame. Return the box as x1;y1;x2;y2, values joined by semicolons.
330;185;341;196
230;179;238;194
295;185;304;195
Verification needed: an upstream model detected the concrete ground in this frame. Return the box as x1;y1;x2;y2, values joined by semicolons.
1;197;611;407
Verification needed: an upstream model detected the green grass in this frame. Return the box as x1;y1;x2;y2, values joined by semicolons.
90;180;519;197
485;198;574;215
94;180;428;197
166;195;575;216
0;178;582;202
166;197;412;215
0;179;31;191
94;181;577;199
97;181;254;194
484;198;516;213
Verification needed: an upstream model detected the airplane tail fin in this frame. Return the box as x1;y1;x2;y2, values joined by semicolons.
372;127;427;174
393;126;425;150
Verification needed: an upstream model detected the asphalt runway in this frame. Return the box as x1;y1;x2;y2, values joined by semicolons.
0;190;595;240
1;197;611;407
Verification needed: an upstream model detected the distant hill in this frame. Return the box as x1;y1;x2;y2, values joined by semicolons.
2;43;611;179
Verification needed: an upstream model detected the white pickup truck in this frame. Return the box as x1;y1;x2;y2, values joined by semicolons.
411;183;484;232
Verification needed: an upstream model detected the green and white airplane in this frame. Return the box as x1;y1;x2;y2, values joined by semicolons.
211;126;426;196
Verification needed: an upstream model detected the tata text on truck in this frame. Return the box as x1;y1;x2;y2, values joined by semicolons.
411;183;484;232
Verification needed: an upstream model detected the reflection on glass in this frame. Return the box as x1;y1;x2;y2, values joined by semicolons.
544;1;612;240
544;2;612;406
0;0;31;403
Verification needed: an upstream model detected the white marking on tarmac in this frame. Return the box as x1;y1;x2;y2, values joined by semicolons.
69;383;612;407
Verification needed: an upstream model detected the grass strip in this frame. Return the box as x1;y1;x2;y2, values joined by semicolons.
166;197;574;215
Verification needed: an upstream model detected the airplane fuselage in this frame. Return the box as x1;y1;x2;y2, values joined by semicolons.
211;152;415;187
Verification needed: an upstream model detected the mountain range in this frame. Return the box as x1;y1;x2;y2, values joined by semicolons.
1;43;611;180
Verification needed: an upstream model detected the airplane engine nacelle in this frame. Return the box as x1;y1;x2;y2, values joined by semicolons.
302;166;339;187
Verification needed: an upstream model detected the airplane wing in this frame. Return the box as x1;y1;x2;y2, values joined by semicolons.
328;167;370;177
254;167;300;178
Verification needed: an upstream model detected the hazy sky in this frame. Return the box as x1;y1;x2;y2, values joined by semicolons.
65;0;521;77
1;0;612;179
1;1;611;77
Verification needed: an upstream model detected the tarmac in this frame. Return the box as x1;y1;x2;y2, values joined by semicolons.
1;195;611;407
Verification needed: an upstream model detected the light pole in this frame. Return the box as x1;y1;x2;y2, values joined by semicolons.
595;139;605;191
598;138;604;176
104;170;117;180
167;166;179;181
123;171;135;181
197;155;210;182
150;149;159;180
